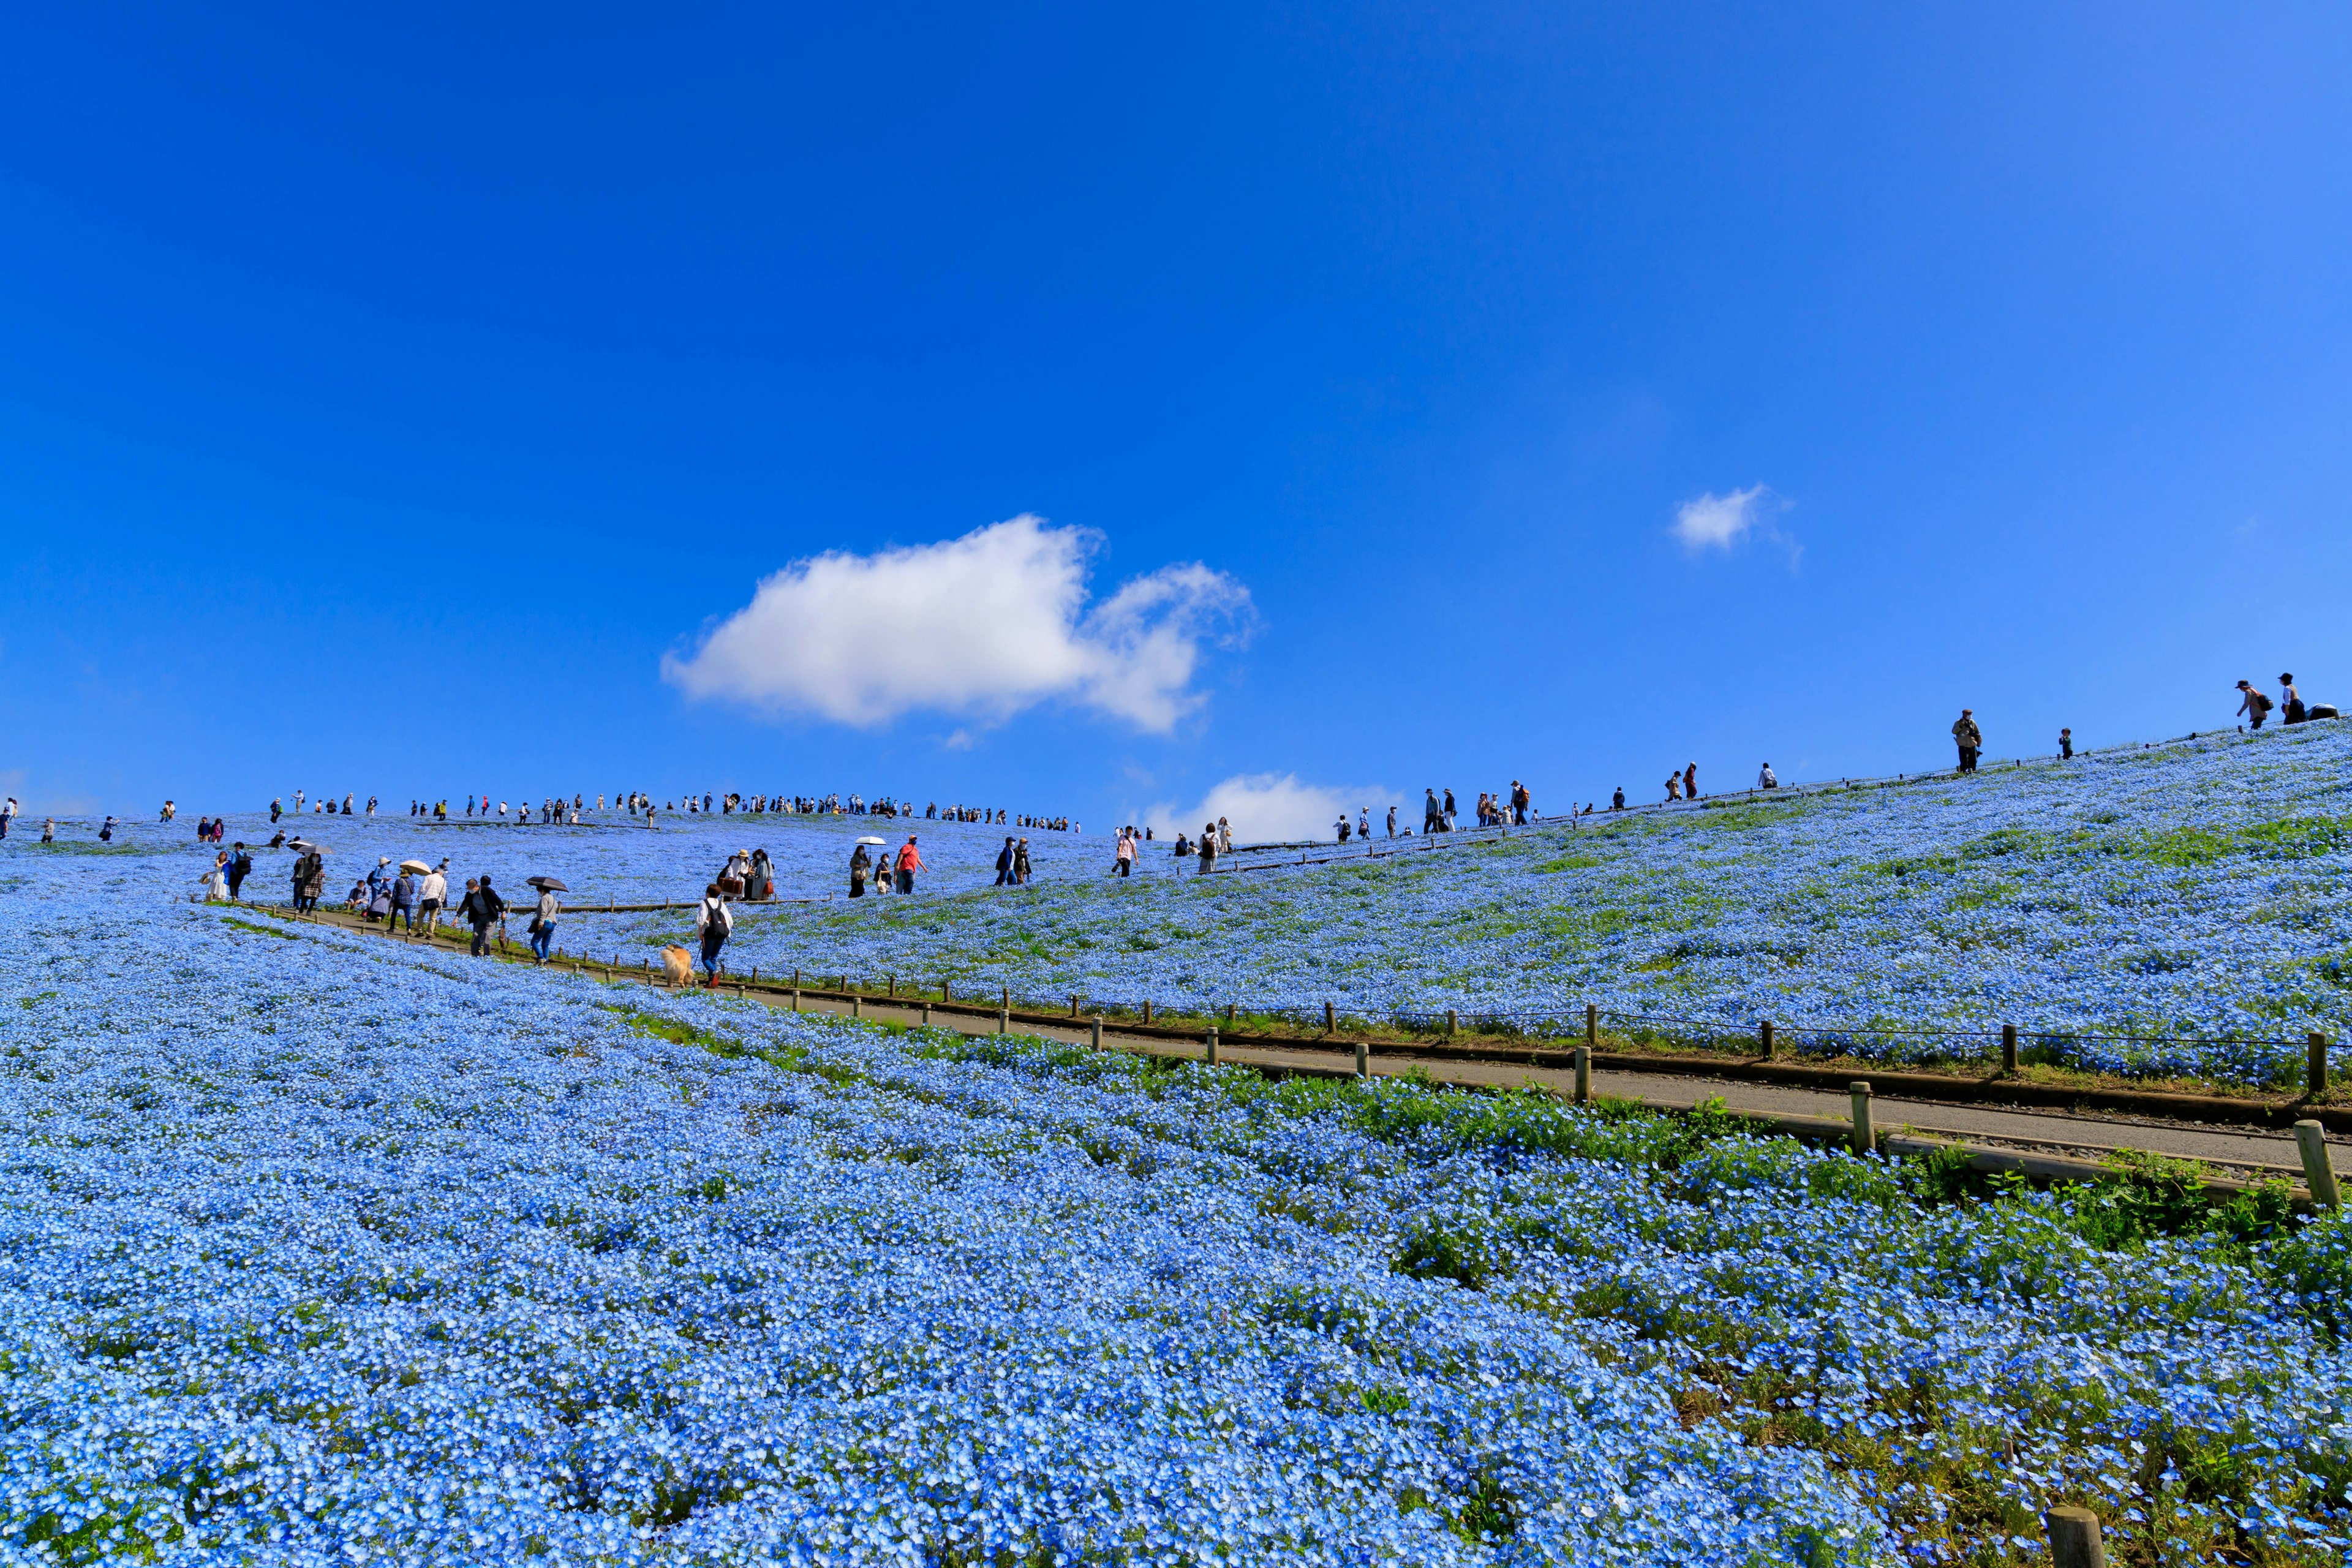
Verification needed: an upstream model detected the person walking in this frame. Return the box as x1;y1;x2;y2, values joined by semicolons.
1014;837;1032;884
1217;818;1232;854
390;868;420;935
894;835;922;894
40;818;55;843
2059;728;2074;760
1683;763;1698;801
1951;709;1983;771
1664;773;1681;802
0;796;13;839
1114;828;1135;878
1423;788;1444;834
1336;813;1351;844
1197;823;1218;874
418;864;447;935
2235;680;2271;730
696;883;732;985
993;836;1015;886
2282;673;2307;725
474;875;507;955
850;843;872;897
100;815;116;842
1442;788;1457;829
1357;808;1370;841
527;880;558;962
226;842;253;900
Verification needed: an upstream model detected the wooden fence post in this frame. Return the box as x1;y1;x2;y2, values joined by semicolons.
1573;1045;1591;1104
1325;1000;1336;1035
1205;1028;1219;1066
2311;1032;2331;1098
1758;1020;1774;1060
791;987;801;1012
1585;1003;1597;1050
2002;1023;2018;1075
921;1001;932;1027
997;1001;1009;1036
2295;1120;2342;1209
1353;1039;1370;1080
1850;1081;1875;1156
2045;1506;2106;1568
1142;1000;1153;1024
887;973;895;997
1091;1016;1104;1050
1447;1008;1458;1036
851;994;862;1019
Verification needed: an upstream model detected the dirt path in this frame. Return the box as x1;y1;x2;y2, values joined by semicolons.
246;902;2350;1184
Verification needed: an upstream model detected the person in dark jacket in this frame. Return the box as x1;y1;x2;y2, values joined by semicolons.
389;870;420;935
226;843;253;901
849;845;872;897
466;875;505;956
994;837;1015;886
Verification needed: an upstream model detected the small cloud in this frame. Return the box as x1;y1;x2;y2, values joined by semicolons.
1140;772;1391;844
1672;484;1798;565
663;515;1254;733
941;729;974;751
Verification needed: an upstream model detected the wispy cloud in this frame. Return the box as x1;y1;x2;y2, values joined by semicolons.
1139;772;1390;844
663;515;1254;733
1671;484;1800;565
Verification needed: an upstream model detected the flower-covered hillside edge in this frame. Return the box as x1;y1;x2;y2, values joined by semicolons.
4;901;2350;1564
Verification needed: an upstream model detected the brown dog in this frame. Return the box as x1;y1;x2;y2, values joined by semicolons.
659;945;695;988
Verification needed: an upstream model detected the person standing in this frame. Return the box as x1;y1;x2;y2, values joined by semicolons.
1216;818;1232;854
1683;763;1698;801
2058;728;2074;759
418;863;447;935
528;880;558;962
1114;829;1135;878
0;796;13;838
1442;788;1457;829
468;875;505;956
161;799;175;823
850;843;873;897
227;842;252;900
1385;805;1397;838
200;852;229;902
696;883;732;985
1197;823;1218;875
1357;808;1370;841
1951;709;1983;771
1610;788;1624;810
1423;788;1444;834
1014;837;1032;884
100;816;116;842
41;818;55;843
390;868;420;935
993;836;1015;886
2281;674;2307;725
268;797;281;823
895;836;921;894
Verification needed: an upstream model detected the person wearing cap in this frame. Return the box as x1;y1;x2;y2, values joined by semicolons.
2236;680;2271;730
894;835;922;894
1951;709;1983;771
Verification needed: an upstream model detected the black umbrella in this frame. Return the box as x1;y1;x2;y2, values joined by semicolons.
527;875;568;891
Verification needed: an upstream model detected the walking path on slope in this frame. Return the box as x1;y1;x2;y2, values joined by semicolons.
241;902;2352;1188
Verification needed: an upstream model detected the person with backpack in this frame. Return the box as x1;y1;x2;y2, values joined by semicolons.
2236;680;2272;730
695;883;732;985
1197;823;1218;874
226;843;253;901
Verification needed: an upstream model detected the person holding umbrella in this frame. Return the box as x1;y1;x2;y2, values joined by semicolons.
387;863;421;934
527;875;565;963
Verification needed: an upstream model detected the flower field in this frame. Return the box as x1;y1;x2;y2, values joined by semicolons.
41;719;2352;1090
4;886;2351;1565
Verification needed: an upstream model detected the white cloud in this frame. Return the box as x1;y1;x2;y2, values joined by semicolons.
662;515;1253;732
1671;484;1770;549
1139;772;1392;845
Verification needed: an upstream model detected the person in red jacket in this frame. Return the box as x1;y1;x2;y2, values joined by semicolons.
894;835;923;895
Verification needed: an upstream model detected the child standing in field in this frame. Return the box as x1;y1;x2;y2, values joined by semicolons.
2059;728;2073;758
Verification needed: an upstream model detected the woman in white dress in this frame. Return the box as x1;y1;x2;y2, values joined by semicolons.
198;852;230;902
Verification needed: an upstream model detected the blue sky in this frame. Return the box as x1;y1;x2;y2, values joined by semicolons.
4;5;2347;834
